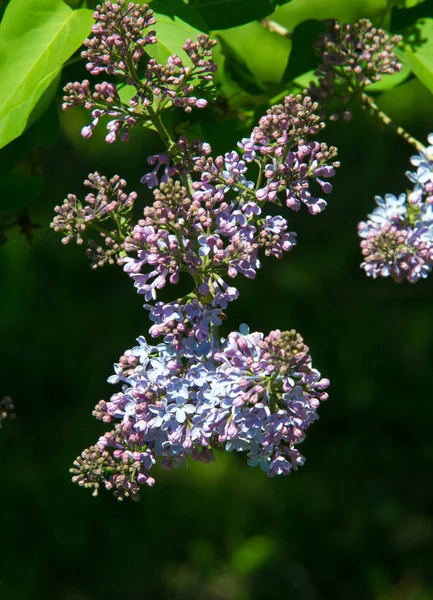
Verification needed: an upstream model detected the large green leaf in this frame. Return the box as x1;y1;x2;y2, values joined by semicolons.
217;21;292;85
147;1;208;64
0;0;93;149
188;0;279;30
292;64;411;93
270;0;388;31
394;0;428;7
401;18;433;95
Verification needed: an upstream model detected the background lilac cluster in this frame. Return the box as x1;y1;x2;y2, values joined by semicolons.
308;18;402;121
358;134;433;283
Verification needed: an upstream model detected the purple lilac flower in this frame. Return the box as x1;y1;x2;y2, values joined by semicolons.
51;173;136;268
71;323;329;499
0;396;15;428
406;133;433;205
82;1;157;76
145;299;223;349
142;137;212;189
308;19;402;120
235;95;339;214
358;193;433;283
122;176;296;301
358;138;433;283
62;2;217;143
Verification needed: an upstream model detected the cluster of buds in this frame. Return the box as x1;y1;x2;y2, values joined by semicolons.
63;1;217;143
51;172;136;268
0;396;15;428
308;18;402;121
358;135;433;283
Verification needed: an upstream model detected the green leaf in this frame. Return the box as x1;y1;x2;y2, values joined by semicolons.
215;36;267;96
147;0;207;64
189;0;279;30
0;0;94;149
292;69;318;90
401;18;433;95
292;64;411;94
270;0;389;31
367;63;411;93
217;21;292;85
394;0;428;7
283;19;324;81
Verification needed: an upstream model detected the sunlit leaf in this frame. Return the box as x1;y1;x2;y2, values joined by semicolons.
146;0;207;64
292;64;411;94
189;0;279;30
217;21;292;85
394;0;428;7
401;18;433;95
0;0;93;149
270;0;389;31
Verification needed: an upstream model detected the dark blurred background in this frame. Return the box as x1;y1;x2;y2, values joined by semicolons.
2;33;433;600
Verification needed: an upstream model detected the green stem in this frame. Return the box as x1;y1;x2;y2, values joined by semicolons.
146;104;175;151
88;222;124;243
360;92;425;153
63;55;84;68
124;53;175;151
180;173;195;196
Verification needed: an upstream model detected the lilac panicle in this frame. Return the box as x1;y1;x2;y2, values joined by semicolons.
406;133;433;205
122;163;299;302
51;173;137;269
309;18;402;121
62;1;217;143
82;1;157;77
358;137;433;283
57;36;337;500
71;322;329;500
0;396;15;428
236;95;339;214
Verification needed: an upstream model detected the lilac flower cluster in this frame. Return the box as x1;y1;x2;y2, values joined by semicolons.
0;396;15;428
57;5;337;500
358;136;433;283
308;18;402;121
116;97;337;312
406;134;433;205
141;135;212;188
51;172;136;269
58;94;337;499
63;1;217;143
71;316;329;500
122;175;297;302
237;95;339;214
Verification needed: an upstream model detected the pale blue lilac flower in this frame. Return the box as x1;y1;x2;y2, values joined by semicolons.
359;220;433;283
406;133;433;205
74;323;329;499
359;146;433;283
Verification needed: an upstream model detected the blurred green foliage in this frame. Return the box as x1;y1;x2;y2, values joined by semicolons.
1;0;433;598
